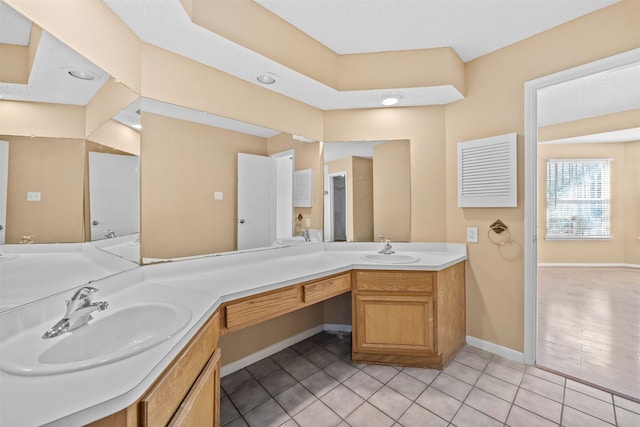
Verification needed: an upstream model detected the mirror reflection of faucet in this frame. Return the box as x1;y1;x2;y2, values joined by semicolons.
104;230;117;238
42;286;109;339
300;229;311;242
378;239;395;255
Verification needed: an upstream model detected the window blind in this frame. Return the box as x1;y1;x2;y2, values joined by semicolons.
546;158;611;239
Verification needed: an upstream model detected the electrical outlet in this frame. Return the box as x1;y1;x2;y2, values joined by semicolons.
26;192;41;202
214;191;223;200
467;227;478;243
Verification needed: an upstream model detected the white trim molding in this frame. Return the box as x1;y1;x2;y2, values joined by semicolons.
538;263;639;269
466;336;525;364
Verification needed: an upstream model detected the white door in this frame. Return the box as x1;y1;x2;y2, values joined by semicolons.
88;152;140;241
0;141;8;244
237;153;275;250
273;151;294;239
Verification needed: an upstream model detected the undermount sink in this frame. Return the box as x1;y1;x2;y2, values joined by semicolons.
360;253;420;264
0;302;191;376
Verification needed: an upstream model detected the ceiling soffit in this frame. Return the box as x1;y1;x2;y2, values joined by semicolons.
182;0;465;98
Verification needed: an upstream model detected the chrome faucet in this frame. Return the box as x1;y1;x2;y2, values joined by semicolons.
104;229;117;238
300;229;311;242
378;239;395;255
42;286;109;339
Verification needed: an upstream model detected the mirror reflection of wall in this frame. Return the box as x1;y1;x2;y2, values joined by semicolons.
323;139;411;242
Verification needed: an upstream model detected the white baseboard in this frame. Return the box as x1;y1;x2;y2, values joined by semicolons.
466;336;525;364
220;324;351;377
538;263;640;269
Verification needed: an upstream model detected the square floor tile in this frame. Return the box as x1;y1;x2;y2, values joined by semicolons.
506;405;559;427
560;406;614;427
293;400;342;427
368;386;412;420
386;371;428;400
292;339;320;356
563;388;615;424
343;370;384;399
222;369;253;394
526;366;565;386
271;348;302;367
307;347;339;369
362;364;400;384
430;372;472;401
415;386;461;421
566;379;613;403
246;357;281;379
301;370;340;398
345;402;395;427
259;368;298;396
228;378;270;414
225;417;249;427
275;383;317;416
401;366;440;385
475;372;518;402
324;359;360;382
616;405;640;427
320;384;364;419
221;396;240;426
243;398;290;427
454;349;492;371
513;387;561;424
443;360;482;385
398;404;448;427
464;387;511;422
614;395;640;414
451;404;502;427
283;357;320;381
484;361;525;386
519;374;564;402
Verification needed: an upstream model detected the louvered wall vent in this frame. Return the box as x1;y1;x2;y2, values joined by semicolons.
457;133;517;207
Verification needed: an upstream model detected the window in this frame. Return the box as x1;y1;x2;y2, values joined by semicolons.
546;159;611;239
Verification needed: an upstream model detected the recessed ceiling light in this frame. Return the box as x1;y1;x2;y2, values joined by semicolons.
381;97;399;106
68;69;98;81
256;72;277;85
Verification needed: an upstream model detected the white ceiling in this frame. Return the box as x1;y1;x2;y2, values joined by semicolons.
1;0;636;140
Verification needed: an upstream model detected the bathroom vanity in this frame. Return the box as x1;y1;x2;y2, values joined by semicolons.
0;242;466;426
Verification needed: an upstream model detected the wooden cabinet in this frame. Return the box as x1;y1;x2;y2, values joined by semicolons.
87;311;221;427
352;263;465;369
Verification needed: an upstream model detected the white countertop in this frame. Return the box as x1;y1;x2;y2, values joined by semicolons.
0;242;466;426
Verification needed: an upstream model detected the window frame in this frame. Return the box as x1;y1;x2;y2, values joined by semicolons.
545;158;612;241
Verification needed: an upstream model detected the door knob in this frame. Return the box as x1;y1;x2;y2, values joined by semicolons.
239;219;245;224
92;220;99;226
0;225;3;230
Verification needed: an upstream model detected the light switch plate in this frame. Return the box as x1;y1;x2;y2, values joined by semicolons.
214;192;223;200
467;227;478;243
27;192;41;202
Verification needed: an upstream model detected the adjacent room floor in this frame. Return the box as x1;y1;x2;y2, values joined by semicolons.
220;331;640;427
537;266;640;401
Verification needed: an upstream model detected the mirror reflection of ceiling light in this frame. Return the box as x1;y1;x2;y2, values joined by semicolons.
67;69;99;81
381;96;399;106
256;72;277;85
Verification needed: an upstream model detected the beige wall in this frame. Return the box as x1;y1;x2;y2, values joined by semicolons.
140;113;267;260
537;142;639;264
445;0;640;352
373;140;411;241
3;136;85;243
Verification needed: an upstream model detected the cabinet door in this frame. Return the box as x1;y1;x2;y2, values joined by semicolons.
354;294;434;353
169;349;221;427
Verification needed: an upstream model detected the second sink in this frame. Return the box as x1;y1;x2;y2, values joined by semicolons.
360;253;420;264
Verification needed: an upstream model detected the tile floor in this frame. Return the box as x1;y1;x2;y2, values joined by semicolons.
220;332;640;427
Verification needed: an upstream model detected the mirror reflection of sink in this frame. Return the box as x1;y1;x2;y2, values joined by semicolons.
275;236;315;245
1;303;191;376
360;254;420;264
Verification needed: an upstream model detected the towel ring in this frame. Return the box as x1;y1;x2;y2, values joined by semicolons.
488;219;511;246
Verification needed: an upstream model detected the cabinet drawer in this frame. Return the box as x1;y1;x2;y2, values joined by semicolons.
303;273;351;304
140;311;220;427
355;271;434;293
225;287;300;331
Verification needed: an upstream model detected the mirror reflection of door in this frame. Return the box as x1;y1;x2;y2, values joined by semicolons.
0;141;8;244
327;173;347;242
237;151;293;250
88;152;140;241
